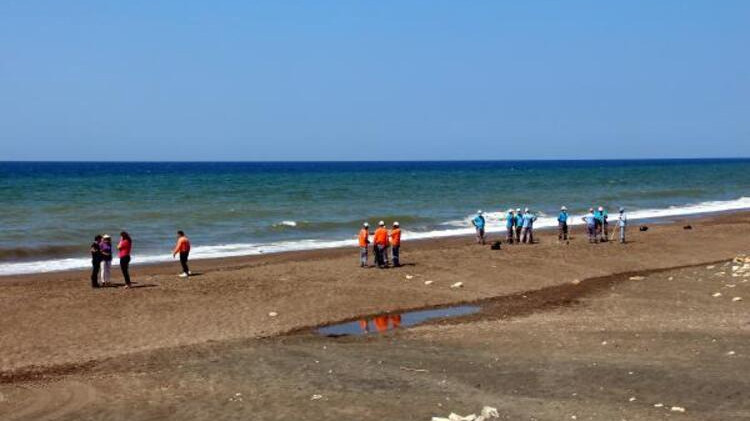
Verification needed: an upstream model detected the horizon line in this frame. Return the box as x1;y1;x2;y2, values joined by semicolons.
1;157;750;164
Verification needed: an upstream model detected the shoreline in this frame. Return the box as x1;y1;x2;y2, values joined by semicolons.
3;205;750;280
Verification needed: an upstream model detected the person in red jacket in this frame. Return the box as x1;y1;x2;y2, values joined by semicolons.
172;230;192;278
358;222;370;268
373;221;389;268
390;222;402;267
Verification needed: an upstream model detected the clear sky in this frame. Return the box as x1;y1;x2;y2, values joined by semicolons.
1;1;748;161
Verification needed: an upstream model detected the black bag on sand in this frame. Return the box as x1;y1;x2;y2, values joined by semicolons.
490;241;502;250
639;226;649;232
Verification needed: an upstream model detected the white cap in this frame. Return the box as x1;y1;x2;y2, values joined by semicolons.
516;208;521;212
477;210;483;215
561;206;567;211
598;206;604;211
619;207;625;212
524;208;529;212
378;220;385;226
589;208;594;212
363;222;369;227
102;234;111;239
508;208;514;212
393;221;399;226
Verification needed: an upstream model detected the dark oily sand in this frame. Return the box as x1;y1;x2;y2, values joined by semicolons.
317;305;480;336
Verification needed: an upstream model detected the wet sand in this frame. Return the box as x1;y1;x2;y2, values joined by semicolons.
1;212;749;419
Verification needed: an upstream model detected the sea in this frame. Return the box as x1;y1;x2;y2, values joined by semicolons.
2;159;750;276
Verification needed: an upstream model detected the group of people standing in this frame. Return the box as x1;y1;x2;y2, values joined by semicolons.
472;208;539;245
582;206;628;243
470;205;630;247
358;221;401;268
88;230;193;289
89;232;132;288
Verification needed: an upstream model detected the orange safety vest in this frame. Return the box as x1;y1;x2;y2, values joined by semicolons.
358;229;369;247
374;227;388;245
390;228;401;247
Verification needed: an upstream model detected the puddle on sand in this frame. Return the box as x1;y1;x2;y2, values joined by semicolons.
317;305;480;337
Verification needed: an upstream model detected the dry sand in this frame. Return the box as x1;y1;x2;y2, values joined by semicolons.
1;213;749;420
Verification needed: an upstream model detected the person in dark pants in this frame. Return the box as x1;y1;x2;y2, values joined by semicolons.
557;206;569;243
118;231;133;288
390;222;401;267
172;230;192;277
90;235;102;288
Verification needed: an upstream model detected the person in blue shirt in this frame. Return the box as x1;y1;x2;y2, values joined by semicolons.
472;210;486;245
514;208;523;243
505;208;515;244
593;207;604;240
582;208;597;243
600;207;609;242
521;208;537;244
557;206;569;243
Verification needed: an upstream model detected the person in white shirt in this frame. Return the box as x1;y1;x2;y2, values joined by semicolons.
618;207;628;243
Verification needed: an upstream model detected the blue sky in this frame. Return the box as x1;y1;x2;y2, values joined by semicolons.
1;1;748;160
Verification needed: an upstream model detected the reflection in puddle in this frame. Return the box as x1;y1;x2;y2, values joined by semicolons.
317;305;480;337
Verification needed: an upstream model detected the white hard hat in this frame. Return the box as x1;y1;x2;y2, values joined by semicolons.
378;220;385;226
524;208;529;212
561;206;567;211
477;210;483;214
598;206;604;211
102;234;111;239
363;222;369;227
619;207;625;212
393;221;399;226
507;208;514;212
516;208;521;212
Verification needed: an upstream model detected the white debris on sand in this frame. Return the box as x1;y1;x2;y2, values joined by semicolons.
654;403;664;408
268;311;279;317
450;282;464;289
424;280;434;285
712;292;722;298
629;276;645;281
732;296;743;302
431;406;499;421
405;275;414;280
706;265;715;269
727;351;736;356
310;394;323;401
671;406;686;413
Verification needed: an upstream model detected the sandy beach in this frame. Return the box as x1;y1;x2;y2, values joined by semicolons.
1;212;749;420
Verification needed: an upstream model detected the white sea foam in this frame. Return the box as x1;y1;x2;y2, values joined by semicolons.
2;196;749;276
274;220;298;227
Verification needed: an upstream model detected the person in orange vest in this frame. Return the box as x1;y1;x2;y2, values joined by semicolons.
358;222;370;267
172;230;192;278
390;222;402;267
373;220;389;268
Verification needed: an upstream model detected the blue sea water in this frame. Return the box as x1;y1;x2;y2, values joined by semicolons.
1;159;750;275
